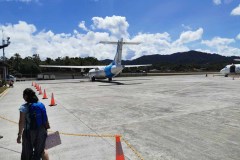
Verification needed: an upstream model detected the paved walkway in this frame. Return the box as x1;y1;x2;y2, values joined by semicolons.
1;75;240;160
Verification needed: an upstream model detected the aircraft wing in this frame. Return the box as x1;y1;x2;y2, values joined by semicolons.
124;64;152;68
39;65;101;69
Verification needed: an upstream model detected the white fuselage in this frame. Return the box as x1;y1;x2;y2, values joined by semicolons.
88;64;124;79
220;64;240;75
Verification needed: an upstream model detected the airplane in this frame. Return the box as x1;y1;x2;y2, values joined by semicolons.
220;62;240;77
40;38;152;81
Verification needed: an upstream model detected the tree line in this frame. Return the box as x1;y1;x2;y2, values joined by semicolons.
2;51;232;78
2;53;103;77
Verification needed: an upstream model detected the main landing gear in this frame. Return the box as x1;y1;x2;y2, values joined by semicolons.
91;76;95;82
108;78;112;82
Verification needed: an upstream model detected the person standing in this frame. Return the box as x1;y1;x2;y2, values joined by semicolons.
17;88;50;160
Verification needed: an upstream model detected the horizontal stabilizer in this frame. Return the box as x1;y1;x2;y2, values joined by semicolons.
124;64;152;68
99;41;118;44
39;65;101;69
122;42;141;45
99;41;140;45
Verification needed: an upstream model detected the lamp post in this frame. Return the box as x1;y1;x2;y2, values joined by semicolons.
0;35;11;81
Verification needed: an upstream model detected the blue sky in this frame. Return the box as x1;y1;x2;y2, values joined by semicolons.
0;0;240;60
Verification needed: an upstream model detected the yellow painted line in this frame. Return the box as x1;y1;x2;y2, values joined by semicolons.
0;115;115;138
0;115;18;124
0;115;144;159
122;137;144;160
0;88;9;98
58;132;116;138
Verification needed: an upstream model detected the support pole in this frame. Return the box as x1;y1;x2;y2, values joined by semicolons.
0;32;10;81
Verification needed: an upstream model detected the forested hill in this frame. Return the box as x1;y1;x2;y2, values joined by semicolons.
102;50;239;71
102;50;238;65
130;51;237;65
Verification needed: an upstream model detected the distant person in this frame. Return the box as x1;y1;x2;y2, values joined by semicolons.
17;88;50;160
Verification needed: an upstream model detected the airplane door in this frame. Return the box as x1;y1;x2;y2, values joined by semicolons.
230;64;236;73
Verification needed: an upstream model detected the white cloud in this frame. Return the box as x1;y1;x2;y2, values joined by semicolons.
2;21;36;44
78;21;89;31
201;37;240;56
1;21;117;60
231;4;240;16
91;15;129;39
213;0;221;5
127;32;190;60
174;28;203;45
236;33;240;40
202;37;235;47
1;17;240;61
0;20;190;60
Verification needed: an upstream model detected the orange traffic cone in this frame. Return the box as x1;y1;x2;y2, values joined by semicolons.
34;83;37;88
42;89;48;99
39;86;42;95
49;93;57;106
116;135;125;160
37;84;40;91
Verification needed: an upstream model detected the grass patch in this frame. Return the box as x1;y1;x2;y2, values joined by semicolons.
0;86;8;94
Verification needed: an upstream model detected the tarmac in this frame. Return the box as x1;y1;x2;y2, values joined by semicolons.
0;74;240;160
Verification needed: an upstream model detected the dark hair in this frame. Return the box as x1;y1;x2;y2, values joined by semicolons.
23;88;38;103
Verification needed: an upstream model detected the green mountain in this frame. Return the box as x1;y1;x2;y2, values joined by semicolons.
102;50;239;71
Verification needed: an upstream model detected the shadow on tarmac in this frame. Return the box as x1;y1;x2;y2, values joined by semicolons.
36;78;150;85
96;80;142;86
99;83;142;86
114;78;152;81
96;80;124;85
